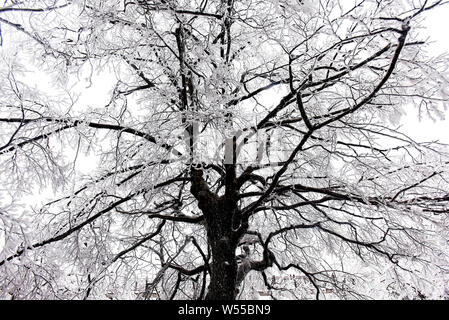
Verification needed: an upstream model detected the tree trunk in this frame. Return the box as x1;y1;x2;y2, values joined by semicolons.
205;233;238;300
190;168;244;300
203;197;240;300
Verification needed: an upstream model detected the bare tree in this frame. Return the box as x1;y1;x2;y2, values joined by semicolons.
1;0;449;300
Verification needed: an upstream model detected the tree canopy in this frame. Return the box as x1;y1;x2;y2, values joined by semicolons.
0;0;449;300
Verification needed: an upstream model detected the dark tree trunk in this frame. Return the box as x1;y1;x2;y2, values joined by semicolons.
190;167;245;300
203;195;240;300
205;229;238;300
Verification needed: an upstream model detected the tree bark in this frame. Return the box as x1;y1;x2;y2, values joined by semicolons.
203;194;240;300
190;168;244;300
205;231;238;300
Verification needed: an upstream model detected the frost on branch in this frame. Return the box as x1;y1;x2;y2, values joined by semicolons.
0;0;449;300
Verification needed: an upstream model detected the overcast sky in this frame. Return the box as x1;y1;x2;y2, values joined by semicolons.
401;5;449;144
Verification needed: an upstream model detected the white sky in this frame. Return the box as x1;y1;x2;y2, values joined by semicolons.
401;5;449;144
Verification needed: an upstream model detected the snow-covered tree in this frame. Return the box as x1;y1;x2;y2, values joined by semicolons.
1;0;449;300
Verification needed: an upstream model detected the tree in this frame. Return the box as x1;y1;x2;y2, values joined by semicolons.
0;0;449;300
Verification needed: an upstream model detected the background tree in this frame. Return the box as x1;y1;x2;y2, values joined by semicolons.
0;0;449;300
